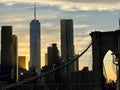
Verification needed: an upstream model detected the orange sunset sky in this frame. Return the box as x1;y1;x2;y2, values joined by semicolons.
0;0;119;81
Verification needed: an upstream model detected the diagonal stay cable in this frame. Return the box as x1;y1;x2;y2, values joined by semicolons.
42;42;92;77
2;42;92;90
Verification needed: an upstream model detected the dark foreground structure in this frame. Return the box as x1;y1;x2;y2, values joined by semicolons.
0;30;118;90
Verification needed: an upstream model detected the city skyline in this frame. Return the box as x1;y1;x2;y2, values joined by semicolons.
0;0;119;81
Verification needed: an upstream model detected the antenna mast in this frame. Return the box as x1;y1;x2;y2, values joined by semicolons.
34;2;36;20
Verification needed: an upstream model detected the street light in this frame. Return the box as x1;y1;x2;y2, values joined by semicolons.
112;52;120;90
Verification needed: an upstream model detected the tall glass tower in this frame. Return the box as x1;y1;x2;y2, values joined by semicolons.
29;3;41;75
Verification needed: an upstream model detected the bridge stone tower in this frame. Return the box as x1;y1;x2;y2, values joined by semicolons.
90;30;120;90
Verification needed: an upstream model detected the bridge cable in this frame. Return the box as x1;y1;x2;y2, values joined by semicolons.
2;42;92;90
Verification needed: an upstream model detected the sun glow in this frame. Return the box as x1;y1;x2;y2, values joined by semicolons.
104;50;117;82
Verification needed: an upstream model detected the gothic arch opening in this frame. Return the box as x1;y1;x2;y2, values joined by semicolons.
90;30;120;90
103;50;116;82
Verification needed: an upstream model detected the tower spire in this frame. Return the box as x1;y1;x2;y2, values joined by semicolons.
34;2;36;20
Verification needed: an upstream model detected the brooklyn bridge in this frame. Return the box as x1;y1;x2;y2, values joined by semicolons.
1;30;120;90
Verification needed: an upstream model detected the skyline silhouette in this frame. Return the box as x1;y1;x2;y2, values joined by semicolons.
0;1;119;82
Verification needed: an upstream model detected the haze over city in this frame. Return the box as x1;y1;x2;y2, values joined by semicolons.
0;0;119;81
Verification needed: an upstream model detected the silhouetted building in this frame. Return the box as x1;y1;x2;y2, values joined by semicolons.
74;54;79;71
18;56;26;69
42;43;61;87
29;4;41;75
11;35;17;66
1;27;17;66
11;35;18;82
0;26;17;83
71;67;94;90
0;50;1;65
60;19;75;73
1;26;12;66
47;43;60;69
45;53;48;66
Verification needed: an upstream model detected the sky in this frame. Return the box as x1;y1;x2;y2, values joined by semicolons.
0;0;120;81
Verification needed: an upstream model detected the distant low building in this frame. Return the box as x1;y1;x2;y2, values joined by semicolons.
45;53;48;66
18;56;26;70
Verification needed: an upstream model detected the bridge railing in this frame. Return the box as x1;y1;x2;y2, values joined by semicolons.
2;83;116;90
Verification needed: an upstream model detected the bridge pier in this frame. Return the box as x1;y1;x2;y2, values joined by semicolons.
116;30;120;90
90;30;120;90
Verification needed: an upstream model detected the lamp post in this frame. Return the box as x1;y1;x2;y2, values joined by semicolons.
112;52;120;90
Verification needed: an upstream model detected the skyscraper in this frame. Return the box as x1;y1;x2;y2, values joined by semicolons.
12;35;17;66
11;35;18;82
29;3;41;75
1;26;17;82
60;19;74;73
1;26;12;65
47;43;60;69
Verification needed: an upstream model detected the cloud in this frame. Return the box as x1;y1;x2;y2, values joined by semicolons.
54;0;119;4
0;0;119;72
75;24;90;29
1;0;120;11
40;0;120;11
0;15;29;24
56;2;120;11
